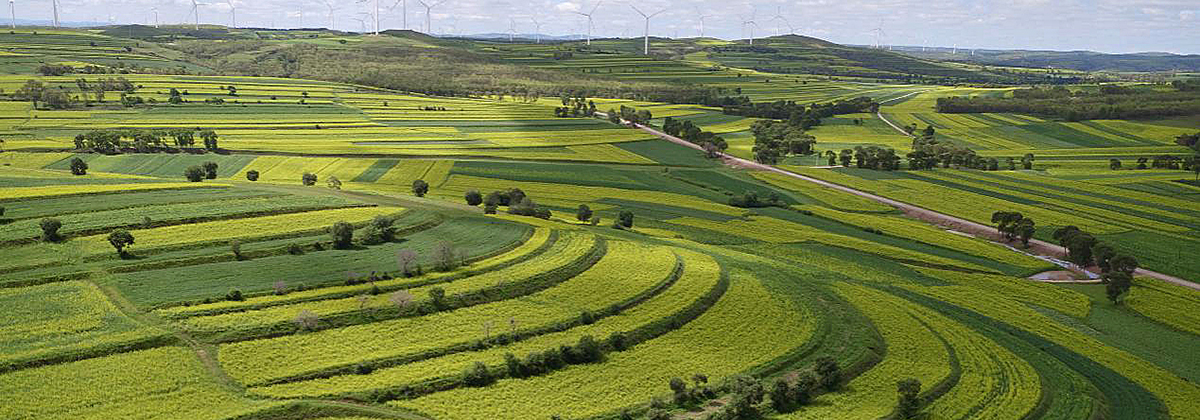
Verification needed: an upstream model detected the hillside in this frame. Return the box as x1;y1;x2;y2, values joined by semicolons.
898;47;1200;73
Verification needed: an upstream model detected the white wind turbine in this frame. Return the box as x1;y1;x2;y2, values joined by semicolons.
530;16;542;43
416;0;443;34
871;19;885;49
740;10;759;45
151;6;160;28
188;0;206;30
771;6;787;36
225;0;235;28
51;0;59;27
9;0;15;29
355;0;380;35
323;0;336;29
388;0;407;30
572;1;601;46
508;17;516;41
629;4;665;55
694;6;713;38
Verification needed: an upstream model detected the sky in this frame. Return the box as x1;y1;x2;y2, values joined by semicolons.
13;0;1200;54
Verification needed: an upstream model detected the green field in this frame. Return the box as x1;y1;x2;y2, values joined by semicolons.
2;25;1199;420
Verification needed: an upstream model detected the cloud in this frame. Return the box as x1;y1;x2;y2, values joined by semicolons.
555;2;581;13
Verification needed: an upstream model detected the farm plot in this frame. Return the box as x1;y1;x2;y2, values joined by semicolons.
395;268;815;420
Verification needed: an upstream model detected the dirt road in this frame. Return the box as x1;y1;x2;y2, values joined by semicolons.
620;119;1199;291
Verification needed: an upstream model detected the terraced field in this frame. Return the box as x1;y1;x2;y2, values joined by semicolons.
2;26;1199;420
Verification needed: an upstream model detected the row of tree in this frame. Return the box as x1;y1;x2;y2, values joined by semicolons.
73;129;220;153
1052;226;1140;304
992;212;1037;247
661;117;729;158
720;96;879;125
553;96;597;118
935;84;1200;121
750;120;816;165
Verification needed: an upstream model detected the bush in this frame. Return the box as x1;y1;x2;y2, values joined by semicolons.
40;218;63;242
464;190;483;206
483;204;498;214
590;216;600;226
230;239;242;260
107;229;135;257
225;289;244;301
302;172;317;186
246;170;259;181
462;361;494;387
896;378;922;419
576;204;593;222
69;158;88;175
359;215;396;245
327;176;342;190
202;161;218;179
816;356;841;391
184;166;205;182
412;179;429;197
618;210;634;228
287;243;305;255
329;221;354;249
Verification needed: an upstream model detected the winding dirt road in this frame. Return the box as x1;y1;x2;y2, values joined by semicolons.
614;115;1198;291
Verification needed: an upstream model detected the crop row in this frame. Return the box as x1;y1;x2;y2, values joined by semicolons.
1125;278;1200;337
217;233;603;386
0;346;284;419
394;268;814;420
913;285;1200;419
438;174;746;217
248;248;724;400
0;281;172;373
0;195;364;244
157;227;552;319
179;233;616;343
0;187;278;221
750;172;896;213
0;182;224;202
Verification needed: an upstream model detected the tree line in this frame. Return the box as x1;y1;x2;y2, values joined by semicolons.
935;84;1200;121
1052;226;1140;304
73;129;220;153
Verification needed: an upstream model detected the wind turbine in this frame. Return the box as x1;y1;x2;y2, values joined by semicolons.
771;6;788;37
416;0;443;34
508;18;515;41
355;0;380;35
323;0;336;29
226;0;235;28
351;14;368;32
50;0;59;28
572;1;601;46
871;19;885;49
151;6;159;28
296;7;303;27
530;16;542;43
740;11;759;45
387;0;406;30
694;7;713;38
629;4;665;55
9;0;15;29
189;0;205;30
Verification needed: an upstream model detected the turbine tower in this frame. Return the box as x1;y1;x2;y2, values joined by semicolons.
629;4;665;55
741;11;759;45
355;0;380;35
51;0;59;28
189;0;205;30
871;19;885;49
351;15;367;32
530;16;542;43
416;0;443;34
323;0;336;29
571;1;601;46
388;0;406;30
226;0;235;28
694;6;713;38
9;0;15;29
151;6;159;28
771;6;786;37
508;18;515;41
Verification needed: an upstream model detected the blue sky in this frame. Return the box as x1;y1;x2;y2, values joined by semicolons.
15;0;1200;53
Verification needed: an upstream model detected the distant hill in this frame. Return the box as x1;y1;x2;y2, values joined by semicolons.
894;47;1200;73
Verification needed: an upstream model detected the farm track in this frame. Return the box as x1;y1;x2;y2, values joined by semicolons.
617;116;1200;292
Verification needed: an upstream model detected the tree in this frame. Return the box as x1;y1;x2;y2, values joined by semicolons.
771;378;792;412
464;190;483;206
330;221;354;249
412;179;429;197
434;241;457;271
1022;153;1035;170
575;205;593;223
184;166;205;182
202;161;219;179
1093;243;1117;273
794;372;817;405
246;170;259;181
462;362;494;387
428;287;447;309
199;130;219;150
302;173;317;186
293;310;319;330
1014;218;1036;247
1105;271;1133;304
1053;226;1097;267
396;249;419;276
107;229;135;257
230;239;242;260
15;79;47;108
327;176;342;190
69;158;88;176
617;210;634;229
815;356;840;391
40;218;63;242
1110;254;1139;276
390;290;414;310
896;378;923;419
1109;159;1122;170
825;150;837;166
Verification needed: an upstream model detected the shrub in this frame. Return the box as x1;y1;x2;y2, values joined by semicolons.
226;289;244;301
272;281;287;295
69;158;88;175
302;172;317;186
412;179;429;197
184;165;205;182
107;229;135;257
896;378;922;419
246;170;259;181
230;239;242;260
355;363;374;375
396;249;419;276
816;356;841;391
360;215;396;245
483;204;498;214
428;287;446;309
287;243;305;255
462;361;494;387
330;221;354;249
202;161;218;179
327;176;342;190
464;190;483;206
433;241;457;271
293;309;318;330
618;210;634;228
576;204;593;222
590;216;600;226
39;218;63;242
